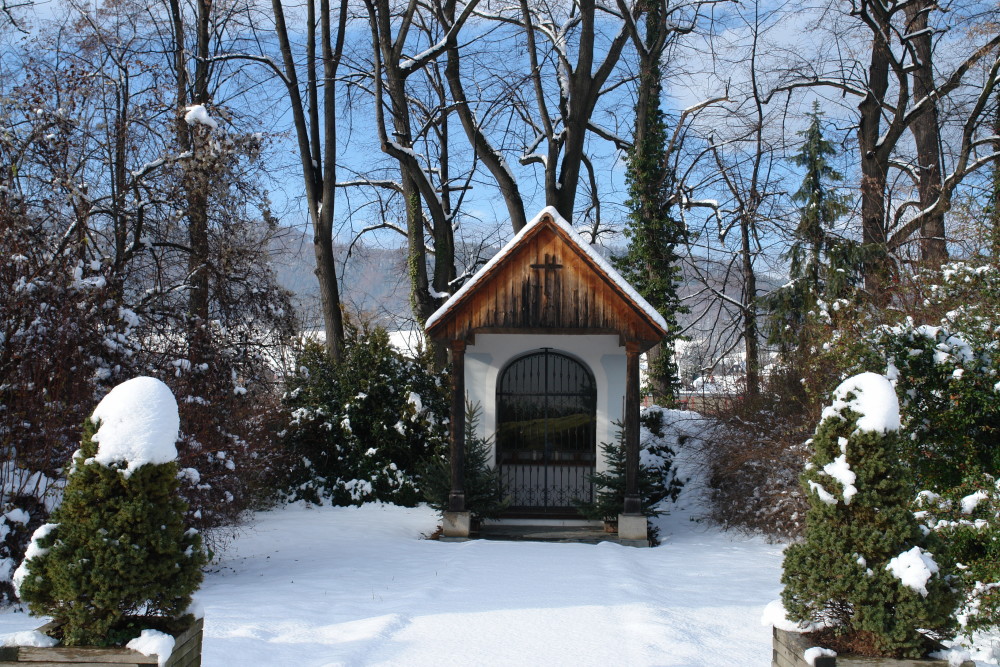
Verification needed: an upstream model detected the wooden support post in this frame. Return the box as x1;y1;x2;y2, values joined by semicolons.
624;340;641;515
448;339;466;512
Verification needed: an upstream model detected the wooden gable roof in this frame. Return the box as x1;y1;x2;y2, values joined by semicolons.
425;208;667;349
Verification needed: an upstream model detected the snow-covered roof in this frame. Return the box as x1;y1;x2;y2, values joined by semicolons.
425;206;667;334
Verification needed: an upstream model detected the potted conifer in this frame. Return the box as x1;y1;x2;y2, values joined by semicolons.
770;373;972;666
6;376;207;666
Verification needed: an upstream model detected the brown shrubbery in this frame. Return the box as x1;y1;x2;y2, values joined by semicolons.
699;383;812;540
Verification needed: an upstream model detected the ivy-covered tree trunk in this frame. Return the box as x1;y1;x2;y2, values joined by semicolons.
615;0;687;404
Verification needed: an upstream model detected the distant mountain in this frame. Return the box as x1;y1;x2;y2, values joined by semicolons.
270;224;782;362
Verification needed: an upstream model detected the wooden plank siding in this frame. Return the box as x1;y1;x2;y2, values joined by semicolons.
426;217;665;348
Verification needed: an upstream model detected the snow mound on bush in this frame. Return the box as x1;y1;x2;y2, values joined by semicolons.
821;372;899;433
885;546;939;597
761;599;828;633
804;646;836;665
91;376;179;477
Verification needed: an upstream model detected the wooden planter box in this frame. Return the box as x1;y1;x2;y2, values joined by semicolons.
773;627;974;667
0;617;203;667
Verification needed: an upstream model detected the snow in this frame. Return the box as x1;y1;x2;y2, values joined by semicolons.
821;372;900;433
808;480;838;506
0;498;996;664
184;105;218;130
11;523;58;597
821;455;857;505
90;376;180;477
960;490;988;515
885;546;939;597
930;647;976;666
760;599;827;633
0;497;784;665
804;646;837;665
425;207;668;333
126;629;175;667
0;630;58;647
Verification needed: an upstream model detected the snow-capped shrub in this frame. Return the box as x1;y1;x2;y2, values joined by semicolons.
420;403;506;522
915;475;1000;637
279;323;448;506
15;378;207;646
781;373;959;658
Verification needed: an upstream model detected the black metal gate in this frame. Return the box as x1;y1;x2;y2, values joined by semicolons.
496;349;596;513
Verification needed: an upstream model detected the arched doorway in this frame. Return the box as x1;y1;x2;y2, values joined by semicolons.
496;349;597;513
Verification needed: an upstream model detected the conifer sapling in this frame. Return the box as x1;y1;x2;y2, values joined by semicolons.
14;377;207;646
780;372;959;658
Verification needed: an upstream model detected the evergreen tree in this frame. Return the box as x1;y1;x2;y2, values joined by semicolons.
420;403;507;522
767;104;856;355
615;0;687;404
575;418;684;528
280;322;449;506
15;417;206;646
781;373;959;658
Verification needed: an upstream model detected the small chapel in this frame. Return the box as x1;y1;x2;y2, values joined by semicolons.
424;207;667;544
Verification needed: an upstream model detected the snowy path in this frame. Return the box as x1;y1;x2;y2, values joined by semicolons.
2;503;997;665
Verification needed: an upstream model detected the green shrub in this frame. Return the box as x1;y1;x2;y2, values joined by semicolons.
915;475;1000;637
781;373;959;658
280;323;448;506
14;403;206;646
420;403;507;522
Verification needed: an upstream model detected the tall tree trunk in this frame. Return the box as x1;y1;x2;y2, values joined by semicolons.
741;211;760;399
906;0;946;263
858;34;892;297
316;0;347;359
169;0;213;368
271;0;347;361
990;96;1000;257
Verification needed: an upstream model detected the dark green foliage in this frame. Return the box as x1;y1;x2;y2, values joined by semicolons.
576;420;684;526
915;476;1000;637
16;418;206;647
420;403;507;522
781;386;959;658
280;322;448;506
766;104;859;358
880;326;1000;490
857;263;1000;491
613;0;687;403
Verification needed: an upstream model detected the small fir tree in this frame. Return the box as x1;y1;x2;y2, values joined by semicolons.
576;417;684;528
420;402;507;522
15;381;206;647
781;373;959;658
767;104;857;357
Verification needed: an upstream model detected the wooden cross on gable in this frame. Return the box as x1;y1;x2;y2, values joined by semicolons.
530;253;563;320
530;253;563;276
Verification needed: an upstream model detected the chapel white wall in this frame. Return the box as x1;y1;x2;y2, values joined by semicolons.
464;333;626;474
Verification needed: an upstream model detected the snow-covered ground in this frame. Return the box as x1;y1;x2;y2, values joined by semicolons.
0;501;998;665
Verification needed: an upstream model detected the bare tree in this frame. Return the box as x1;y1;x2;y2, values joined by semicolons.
265;0;349;361
774;0;1000;293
